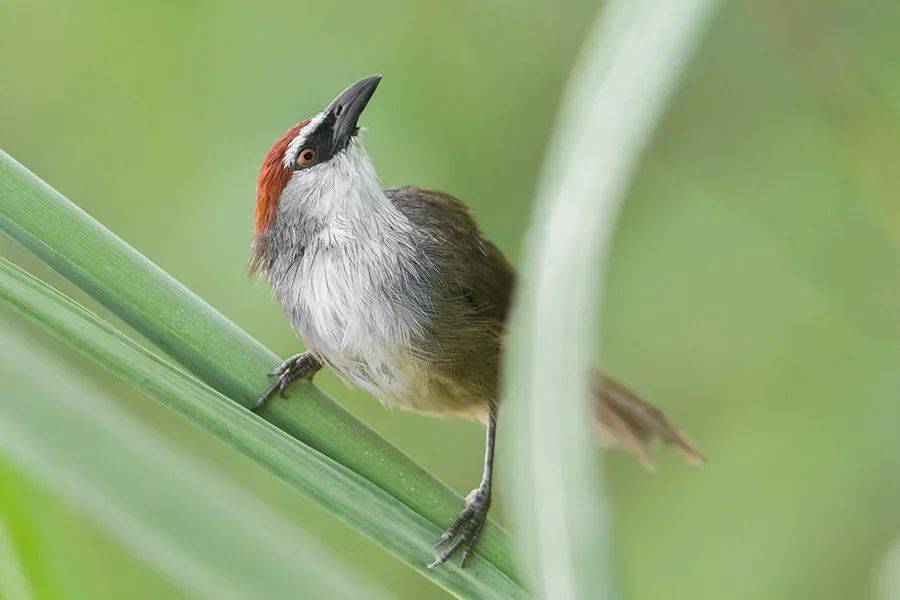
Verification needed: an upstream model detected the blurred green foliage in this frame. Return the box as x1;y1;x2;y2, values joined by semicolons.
1;0;898;598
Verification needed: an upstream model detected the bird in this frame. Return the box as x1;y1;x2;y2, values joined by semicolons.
249;74;703;568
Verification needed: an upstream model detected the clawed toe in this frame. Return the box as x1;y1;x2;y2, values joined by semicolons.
253;352;322;411
268;356;299;378
253;377;286;410
428;491;490;569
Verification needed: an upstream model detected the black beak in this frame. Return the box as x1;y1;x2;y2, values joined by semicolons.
327;74;381;152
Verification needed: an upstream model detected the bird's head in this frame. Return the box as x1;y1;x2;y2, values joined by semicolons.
253;74;382;238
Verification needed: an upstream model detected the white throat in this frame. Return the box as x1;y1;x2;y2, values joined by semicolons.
262;136;425;401
276;137;400;237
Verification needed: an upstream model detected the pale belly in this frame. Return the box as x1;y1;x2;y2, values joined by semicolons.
278;252;472;416
270;234;488;420
303;319;483;418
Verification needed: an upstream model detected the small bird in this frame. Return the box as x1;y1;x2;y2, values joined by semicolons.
250;75;702;568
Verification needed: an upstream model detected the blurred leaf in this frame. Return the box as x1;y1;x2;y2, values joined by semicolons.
0;457;181;600
876;539;900;600
4;2;900;598
0;257;523;599
501;0;715;597
0;320;383;599
0;506;31;600
0;146;519;593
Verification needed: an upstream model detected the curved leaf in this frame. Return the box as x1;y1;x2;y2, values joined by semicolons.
501;1;716;597
0;320;386;599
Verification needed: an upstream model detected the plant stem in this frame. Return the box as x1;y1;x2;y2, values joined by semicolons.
502;0;716;597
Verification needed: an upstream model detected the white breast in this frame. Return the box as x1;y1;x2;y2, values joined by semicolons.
263;137;449;409
268;155;423;403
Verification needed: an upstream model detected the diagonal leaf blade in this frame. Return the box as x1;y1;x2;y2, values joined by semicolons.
0;149;519;591
0;319;387;599
0;258;524;598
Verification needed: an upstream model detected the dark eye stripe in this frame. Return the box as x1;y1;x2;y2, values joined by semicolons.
290;111;339;169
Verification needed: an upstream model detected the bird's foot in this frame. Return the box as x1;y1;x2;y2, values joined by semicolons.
428;487;490;569
253;352;322;411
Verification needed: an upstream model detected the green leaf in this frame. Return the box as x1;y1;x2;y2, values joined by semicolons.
0;151;521;596
501;1;716;597
0;317;386;599
0;456;182;599
0;505;31;600
0;258;524;598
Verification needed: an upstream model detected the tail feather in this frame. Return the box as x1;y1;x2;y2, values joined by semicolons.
592;371;705;469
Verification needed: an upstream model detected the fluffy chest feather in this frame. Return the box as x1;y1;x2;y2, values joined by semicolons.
252;139;496;417
265;205;432;402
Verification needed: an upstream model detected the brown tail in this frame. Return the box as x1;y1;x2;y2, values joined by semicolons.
592;370;705;469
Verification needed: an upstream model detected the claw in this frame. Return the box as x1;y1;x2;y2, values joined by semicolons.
433;530;454;548
428;490;490;568
268;358;293;378
458;516;486;568
253;379;283;411
433;506;472;547
253;352;322;411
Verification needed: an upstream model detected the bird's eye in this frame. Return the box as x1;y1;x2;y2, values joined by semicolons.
297;147;318;167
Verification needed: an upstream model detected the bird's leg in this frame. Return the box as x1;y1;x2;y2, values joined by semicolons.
253;351;322;410
429;404;497;569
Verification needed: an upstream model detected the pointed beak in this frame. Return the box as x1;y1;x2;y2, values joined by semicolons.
327;74;382;152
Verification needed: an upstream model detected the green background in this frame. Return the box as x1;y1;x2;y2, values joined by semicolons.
2;1;899;598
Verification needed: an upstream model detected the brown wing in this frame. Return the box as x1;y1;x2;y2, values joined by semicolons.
385;186;516;407
385;186;703;462
385;185;516;327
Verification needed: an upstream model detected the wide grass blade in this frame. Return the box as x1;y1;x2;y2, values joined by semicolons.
0;320;386;599
0;149;518;591
501;0;716;597
0;457;185;598
0;258;524;598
